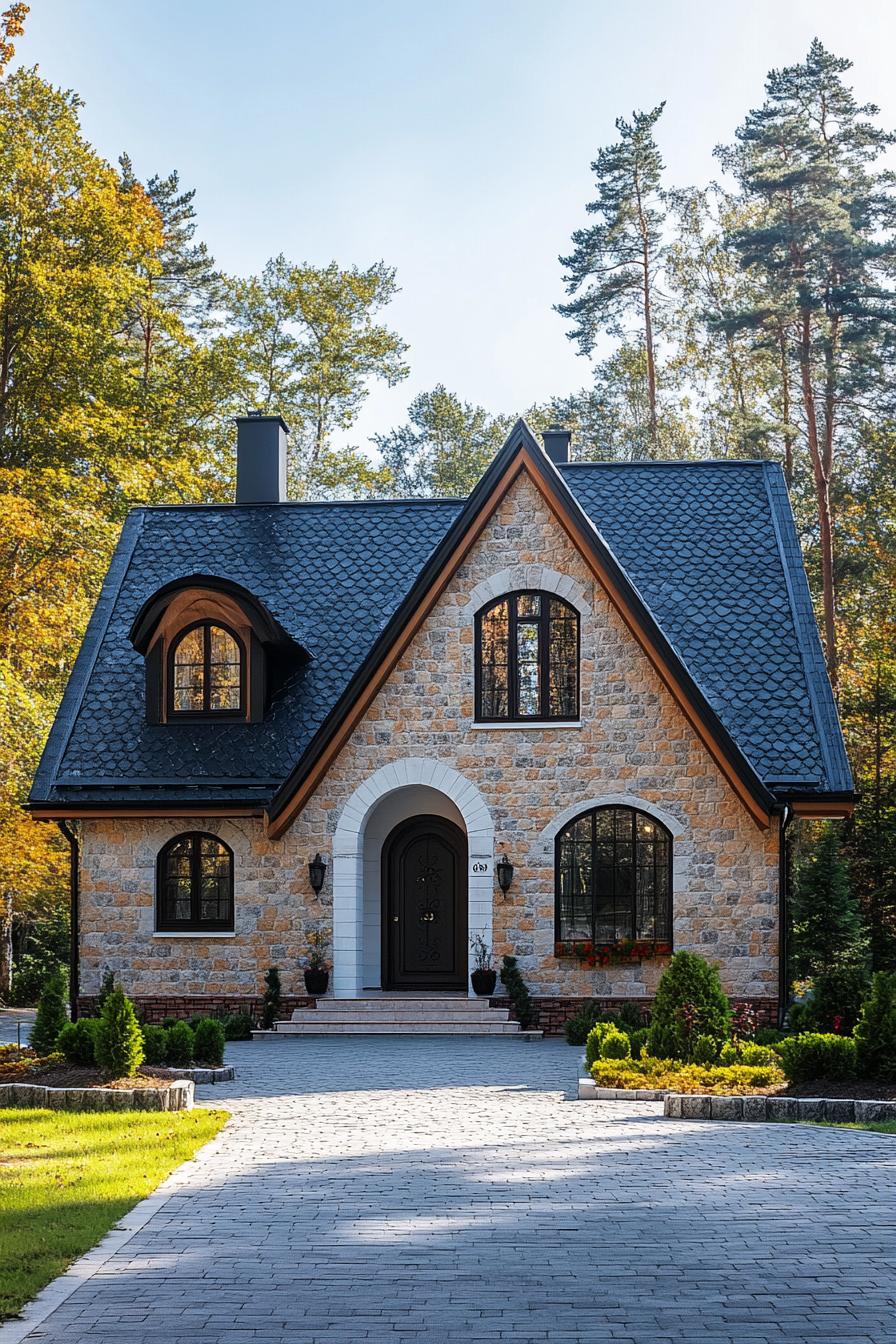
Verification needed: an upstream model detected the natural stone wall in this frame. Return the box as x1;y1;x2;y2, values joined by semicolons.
77;469;779;1005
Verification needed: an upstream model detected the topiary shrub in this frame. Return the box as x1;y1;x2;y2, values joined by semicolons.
223;1012;254;1040
854;971;896;1082
600;1027;631;1060
165;1021;195;1066
563;1000;603;1045
804;966;869;1034
193;1018;225;1066
691;1034;719;1065
584;1022;618;1067
647;951;731;1062
261;967;282;1029
719;1040;779;1067
777;1032;857;1085
141;1025;169;1065
94;989;144;1078
499;956;534;1029
30;971;69;1056
57;1018;98;1066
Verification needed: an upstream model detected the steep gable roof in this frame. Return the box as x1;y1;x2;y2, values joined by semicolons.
30;420;852;827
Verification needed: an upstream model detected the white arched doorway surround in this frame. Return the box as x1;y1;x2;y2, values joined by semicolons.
331;758;495;997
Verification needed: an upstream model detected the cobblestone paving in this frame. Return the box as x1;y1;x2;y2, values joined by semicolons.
20;1037;896;1344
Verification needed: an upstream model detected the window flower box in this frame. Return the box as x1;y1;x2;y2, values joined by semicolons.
554;939;672;967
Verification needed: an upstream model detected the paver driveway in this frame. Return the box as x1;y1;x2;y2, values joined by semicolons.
17;1037;896;1344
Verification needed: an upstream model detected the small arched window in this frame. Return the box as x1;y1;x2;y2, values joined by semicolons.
169;622;243;717
157;833;234;932
555;806;671;946
475;591;579;722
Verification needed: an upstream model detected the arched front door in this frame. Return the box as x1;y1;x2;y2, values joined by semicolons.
382;815;468;990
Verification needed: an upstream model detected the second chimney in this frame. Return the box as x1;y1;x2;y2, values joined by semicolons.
541;424;571;465
235;413;289;504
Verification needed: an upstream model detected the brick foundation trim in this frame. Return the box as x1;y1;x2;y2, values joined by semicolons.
77;995;315;1024
490;995;780;1036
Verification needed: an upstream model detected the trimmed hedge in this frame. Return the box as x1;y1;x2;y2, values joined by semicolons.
193;1018;225;1066
57;1018;99;1066
141;1025;169;1065
777;1032;857;1084
165;1021;195;1067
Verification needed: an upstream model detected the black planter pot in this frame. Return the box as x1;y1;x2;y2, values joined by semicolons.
303;968;330;996
470;968;498;997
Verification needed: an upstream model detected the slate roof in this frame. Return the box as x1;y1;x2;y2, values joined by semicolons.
30;452;852;810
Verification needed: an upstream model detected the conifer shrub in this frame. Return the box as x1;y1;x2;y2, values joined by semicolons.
141;1025;169;1065
30;971;69;1056
584;1021;618;1067
777;1032;857;1084
628;1028;650;1058
95;968;116;1015
854;972;896;1081
646;951;731;1061
165;1020;195;1066
599;1027;631;1060
94;989;144;1077
499;956;534;1029
691;1033;720;1065
563;1000;603;1045
193;1018;225;1066
804;965;869;1033
223;1012;254;1040
261;967;282;1029
57;1017;99;1066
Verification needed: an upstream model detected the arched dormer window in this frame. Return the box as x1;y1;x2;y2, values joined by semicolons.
157;832;234;932
475;591;579;722
169;622;244;717
555;805;672;947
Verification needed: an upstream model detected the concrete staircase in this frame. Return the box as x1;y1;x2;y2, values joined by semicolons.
262;995;541;1038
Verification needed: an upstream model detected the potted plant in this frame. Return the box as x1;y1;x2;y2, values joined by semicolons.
302;930;330;996
469;933;497;996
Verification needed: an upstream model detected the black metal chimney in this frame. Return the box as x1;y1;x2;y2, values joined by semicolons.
235;413;289;504
541;424;571;465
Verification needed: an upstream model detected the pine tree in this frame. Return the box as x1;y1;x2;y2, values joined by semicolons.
30;970;68;1056
717;40;896;684
791;823;866;977
94;987;144;1077
558;104;667;455
373;386;512;495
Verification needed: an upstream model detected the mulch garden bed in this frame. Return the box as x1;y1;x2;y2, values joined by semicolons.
783;1080;896;1100
27;1065;178;1091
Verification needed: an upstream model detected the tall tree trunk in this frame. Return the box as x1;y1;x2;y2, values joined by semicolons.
633;165;659;456
797;310;838;685
777;324;795;486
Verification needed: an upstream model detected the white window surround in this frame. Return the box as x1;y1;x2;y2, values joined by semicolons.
331;757;495;998
469;720;583;731
535;793;690;895
152;931;237;939
462;564;591;621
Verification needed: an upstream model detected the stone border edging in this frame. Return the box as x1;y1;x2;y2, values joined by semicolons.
578;1079;666;1101
664;1093;896;1123
157;1065;234;1084
0;1078;194;1112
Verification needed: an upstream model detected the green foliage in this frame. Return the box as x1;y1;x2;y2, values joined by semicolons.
647;951;731;1061
563;1000;604;1045
628;1028;650;1058
165;1021;195;1066
8;947;66;1008
777;1033;858;1084
223;1013;254;1040
140;1025;169;1066
584;1022;617;1067
56;1018;98;1066
599;1027;631;1060
374;385;512;496
94;989;144;1078
30;971;69;1056
803;966;870;1033
95;969;116;1015
499;956;534;1030
719;1040;779;1067
590;1056;784;1094
791;825;866;977
192;1018;225;1066
691;1034;720;1065
261;967;282;1030
755;1027;788;1047
854;971;896;1081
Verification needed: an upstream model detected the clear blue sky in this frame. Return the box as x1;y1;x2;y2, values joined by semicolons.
14;0;896;449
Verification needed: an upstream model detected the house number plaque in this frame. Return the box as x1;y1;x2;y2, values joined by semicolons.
469;856;492;877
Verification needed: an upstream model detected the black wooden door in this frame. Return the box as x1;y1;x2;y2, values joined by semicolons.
382;816;467;990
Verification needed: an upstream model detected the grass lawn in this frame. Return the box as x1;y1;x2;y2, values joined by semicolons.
0;1106;227;1320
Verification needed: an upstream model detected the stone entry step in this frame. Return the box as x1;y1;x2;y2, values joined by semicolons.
263;994;541;1038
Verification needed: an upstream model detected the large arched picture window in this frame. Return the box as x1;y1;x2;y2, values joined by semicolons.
555;806;671;946
168;622;244;716
157;833;234;932
475;591;579;721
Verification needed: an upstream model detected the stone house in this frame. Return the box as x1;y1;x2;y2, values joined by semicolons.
29;417;853;1030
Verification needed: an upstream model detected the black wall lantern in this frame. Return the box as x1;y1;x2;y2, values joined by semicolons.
496;852;514;895
308;853;326;894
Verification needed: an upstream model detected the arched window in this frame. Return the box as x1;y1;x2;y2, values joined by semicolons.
555;806;671;946
157;833;234;932
475;591;579;721
168;622;243;716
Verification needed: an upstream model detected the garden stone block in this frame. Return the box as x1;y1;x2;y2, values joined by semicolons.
742;1095;768;1121
767;1096;799;1122
681;1094;711;1120
664;1093;683;1118
854;1100;896;1124
710;1095;743;1121
823;1098;856;1123
796;1098;825;1122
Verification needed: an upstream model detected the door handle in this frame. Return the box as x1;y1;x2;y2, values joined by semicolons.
392;915;399;923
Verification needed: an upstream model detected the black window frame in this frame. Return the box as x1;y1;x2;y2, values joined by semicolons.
474;589;580;723
167;620;246;720
554;805;672;948
156;832;235;933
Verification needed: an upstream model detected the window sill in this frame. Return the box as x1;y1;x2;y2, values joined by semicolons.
470;720;583;731
153;931;237;939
